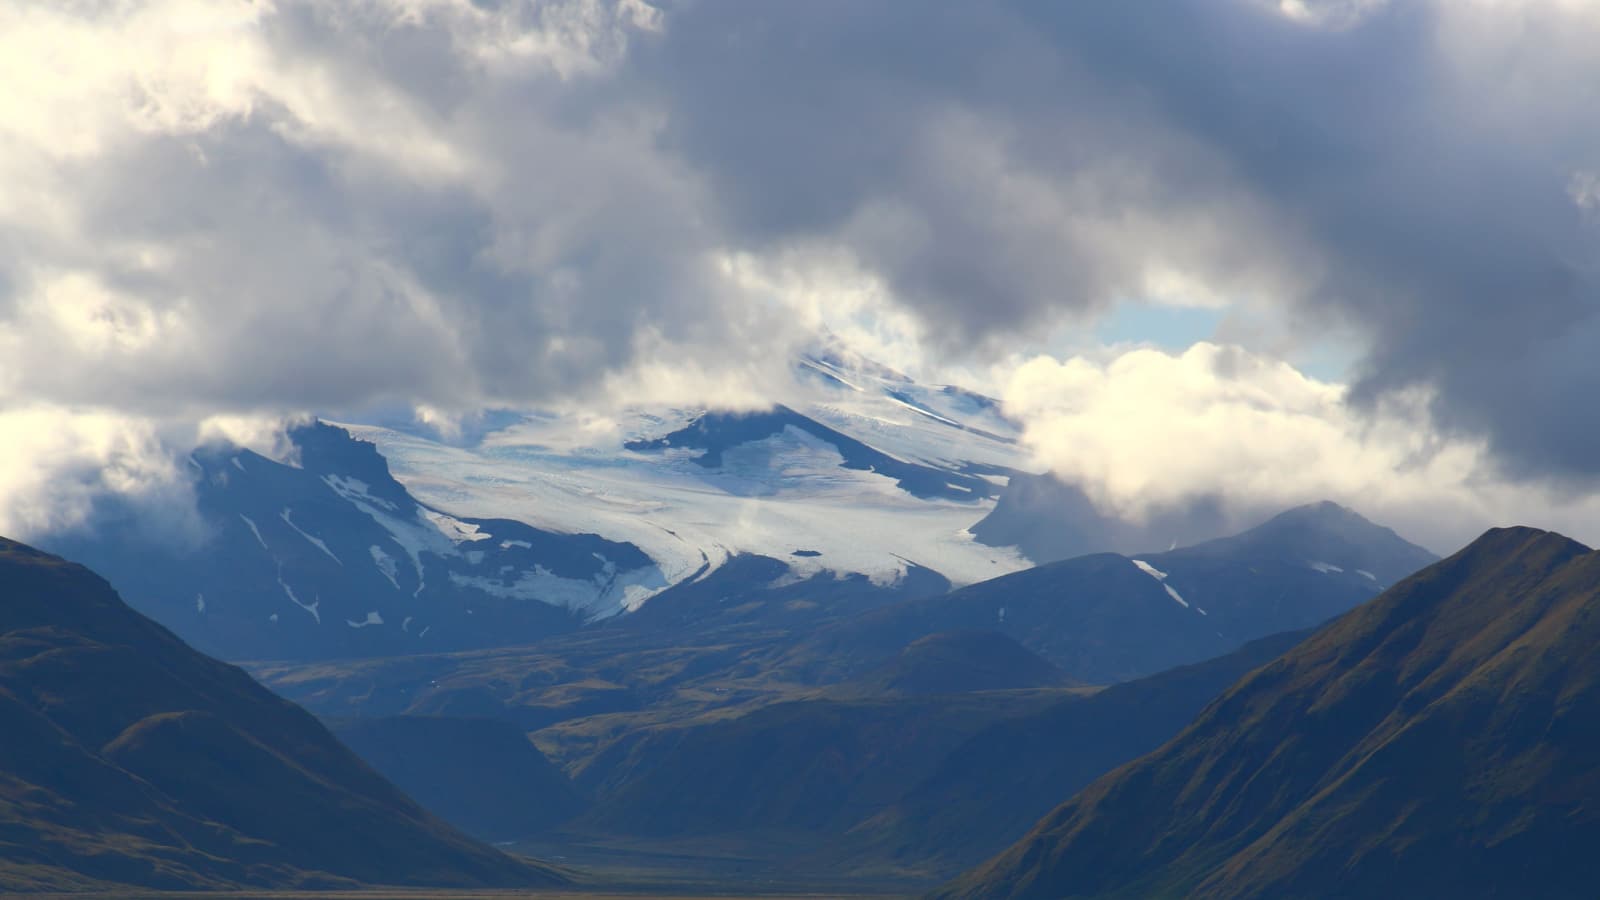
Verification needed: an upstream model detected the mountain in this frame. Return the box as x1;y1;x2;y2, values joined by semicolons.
850;630;1076;696
969;472;1231;564
849;629;1309;873
1127;500;1437;646
45;421;661;661
253;620;1308;884
783;501;1435;684
36;342;1431;671
0;537;560;893
327;715;585;841
323;348;1036;608
580;689;1067;838
623;403;1001;501
613;551;951;634
575;630;1306;877
44;348;1038;661
938;526;1600;900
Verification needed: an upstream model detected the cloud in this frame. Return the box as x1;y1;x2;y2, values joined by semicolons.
623;0;1600;482
1003;343;1600;553
3;0;1600;542
0;0;787;534
0;408;196;540
1003;344;1465;543
0;0;799;423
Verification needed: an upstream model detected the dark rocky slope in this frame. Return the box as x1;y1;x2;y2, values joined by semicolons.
0;538;561;893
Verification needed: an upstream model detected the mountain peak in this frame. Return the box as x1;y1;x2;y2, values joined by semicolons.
1273;498;1361;521
1254;499;1392;535
1155;499;1438;588
1461;523;1588;556
938;524;1600;900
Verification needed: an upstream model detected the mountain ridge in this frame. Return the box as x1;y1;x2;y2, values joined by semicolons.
784;501;1433;685
936;525;1600;899
0;537;562;893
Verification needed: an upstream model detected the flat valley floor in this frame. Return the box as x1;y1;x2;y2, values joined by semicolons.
33;836;924;900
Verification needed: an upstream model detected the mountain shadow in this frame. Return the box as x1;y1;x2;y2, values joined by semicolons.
850;629;1309;873
327;715;586;841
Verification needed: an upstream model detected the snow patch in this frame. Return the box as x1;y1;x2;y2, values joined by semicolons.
1131;559;1169;580
322;474;398;511
885;393;964;428
278;576;320;624
195;593;205;613
501;539;532;550
422;509;492;544
281;508;342;565
239;514;269;551
231;457;246;473
1163;583;1190;608
1308;560;1344;574
369;545;401;590
449;558;670;619
1356;569;1378;582
347;611;384;629
1132;558;1191;609
322;481;447;596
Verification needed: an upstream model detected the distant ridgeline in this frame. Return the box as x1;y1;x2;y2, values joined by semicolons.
782;501;1437;685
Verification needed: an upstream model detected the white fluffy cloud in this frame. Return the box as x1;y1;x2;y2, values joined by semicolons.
0;408;192;540
1004;343;1600;552
4;0;1600;545
0;0;788;535
1004;343;1464;515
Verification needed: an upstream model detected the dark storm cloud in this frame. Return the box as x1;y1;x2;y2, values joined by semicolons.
616;0;1600;480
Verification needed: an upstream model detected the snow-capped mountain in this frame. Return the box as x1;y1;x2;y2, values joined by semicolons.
47;422;664;661
337;350;1036;600
44;346;1443;666
45;350;1041;660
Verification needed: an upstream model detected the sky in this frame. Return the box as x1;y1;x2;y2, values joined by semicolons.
2;0;1599;552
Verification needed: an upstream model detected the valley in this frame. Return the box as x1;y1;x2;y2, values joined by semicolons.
8;374;1460;895
8;397;1600;896
7;6;1596;897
